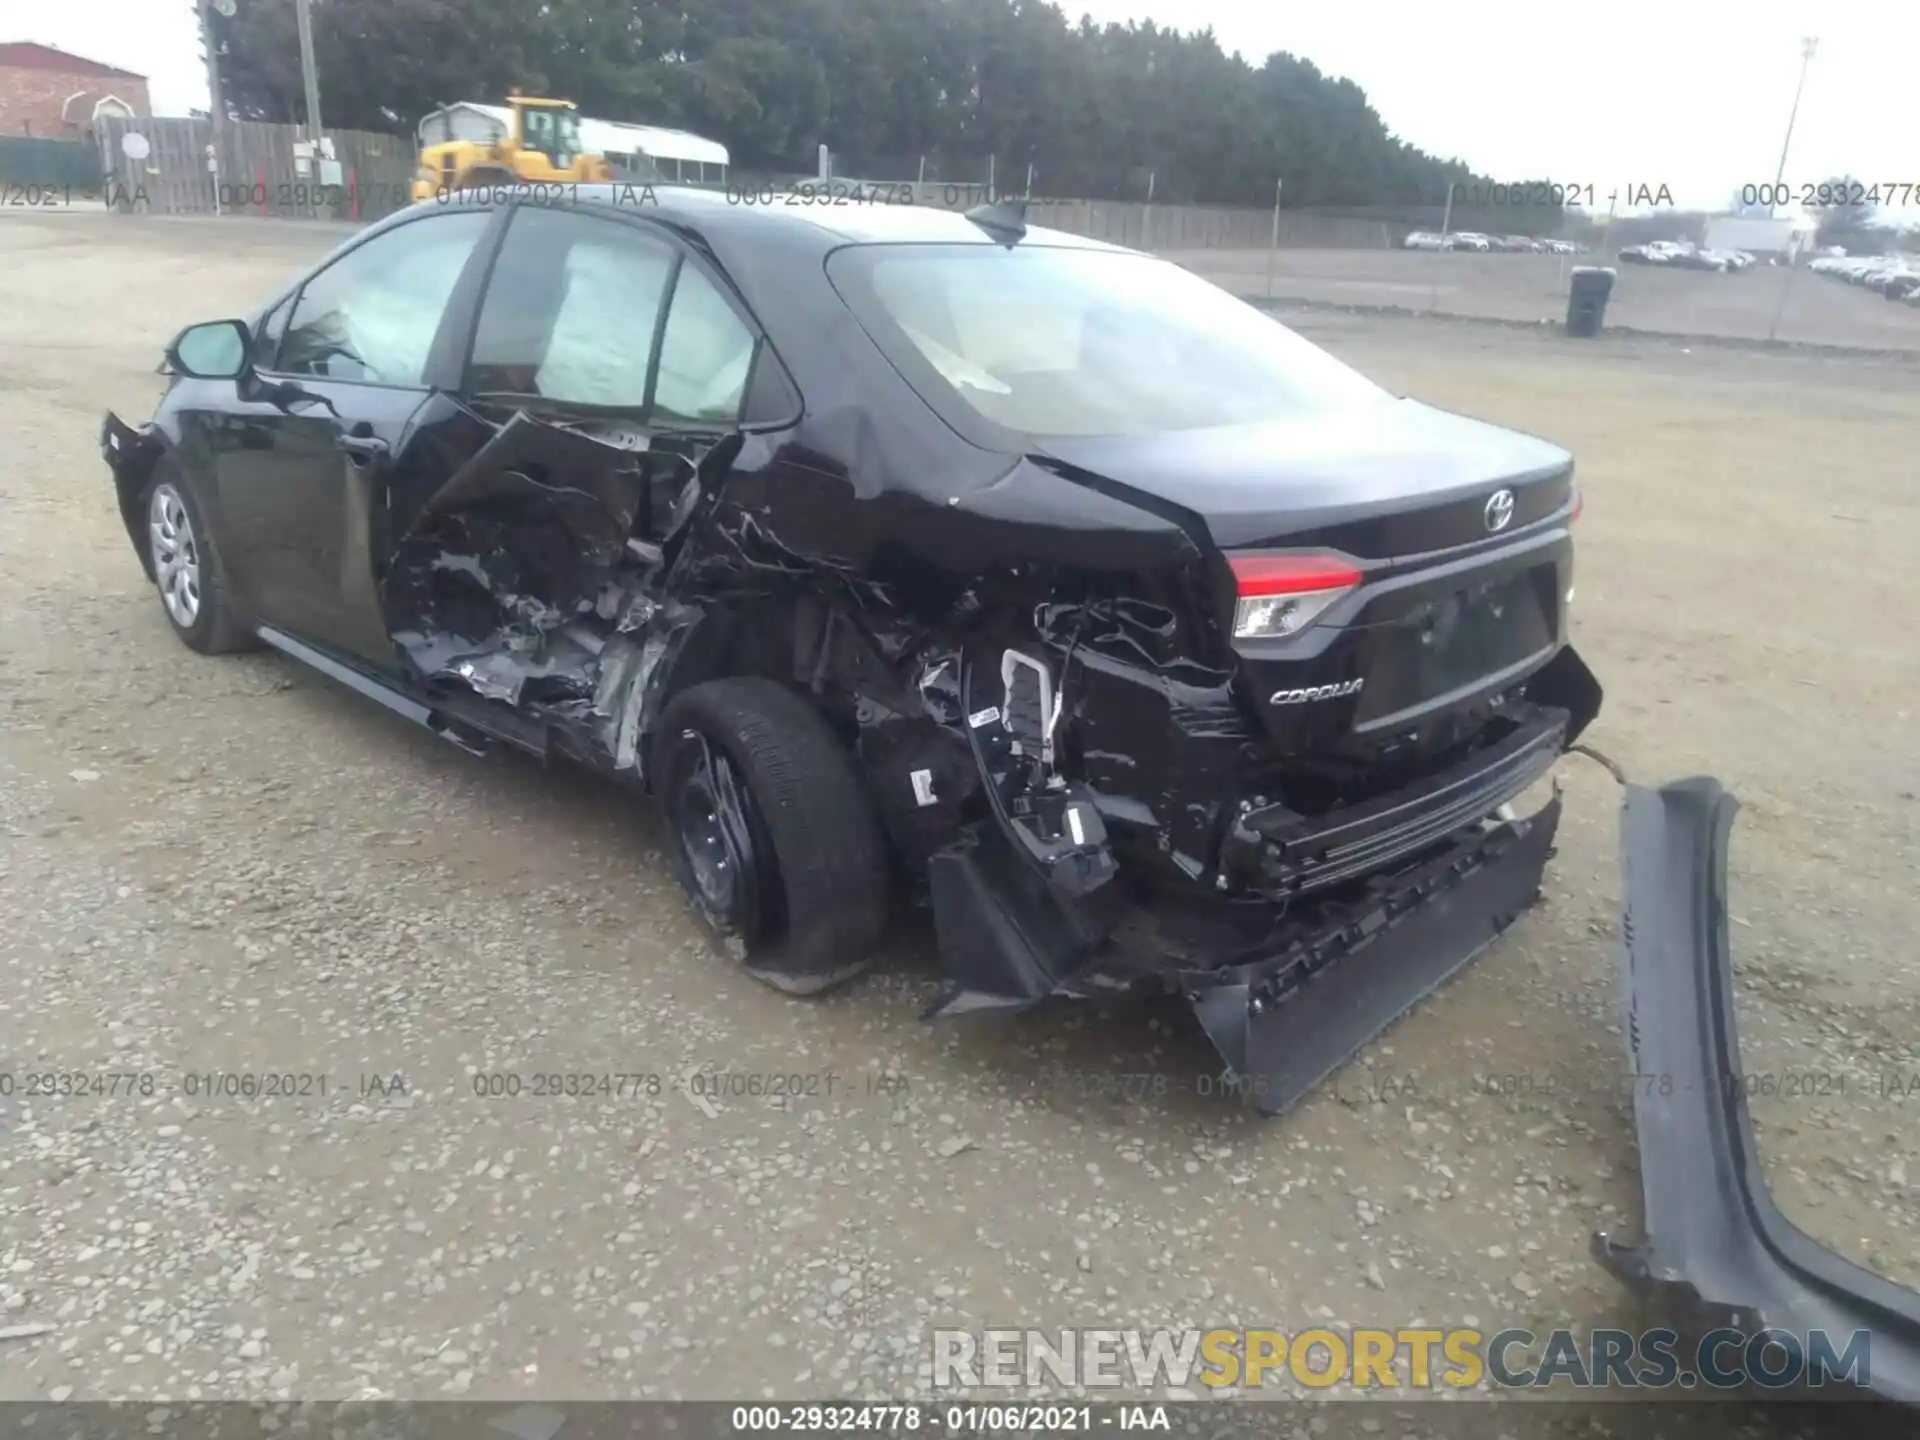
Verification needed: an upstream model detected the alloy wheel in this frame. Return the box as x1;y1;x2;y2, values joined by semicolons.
148;483;202;629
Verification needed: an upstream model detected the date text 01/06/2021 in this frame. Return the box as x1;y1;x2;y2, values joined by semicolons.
1446;182;1676;208
435;180;1010;209
0;1071;406;1099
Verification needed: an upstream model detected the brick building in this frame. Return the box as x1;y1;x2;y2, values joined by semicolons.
0;42;150;139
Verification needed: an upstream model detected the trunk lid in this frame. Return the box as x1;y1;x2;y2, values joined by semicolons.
1034;398;1574;556
1036;399;1578;757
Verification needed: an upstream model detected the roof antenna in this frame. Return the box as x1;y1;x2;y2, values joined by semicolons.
964;197;1027;245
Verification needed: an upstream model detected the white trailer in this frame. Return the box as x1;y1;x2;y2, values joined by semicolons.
1703;216;1800;257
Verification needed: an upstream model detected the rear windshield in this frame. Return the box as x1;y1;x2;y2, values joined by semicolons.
827;243;1385;441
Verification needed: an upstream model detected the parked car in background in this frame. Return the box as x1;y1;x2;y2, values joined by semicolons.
1403;231;1581;256
1809;253;1920;298
1620;240;1739;270
1671;247;1732;273
1402;232;1582;257
1866;264;1920;296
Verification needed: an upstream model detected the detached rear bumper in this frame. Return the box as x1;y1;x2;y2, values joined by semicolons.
930;785;1563;1116
1186;791;1559;1114
1594;778;1920;1403
102;411;164;582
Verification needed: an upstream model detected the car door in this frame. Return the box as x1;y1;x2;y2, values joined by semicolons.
375;202;802;702
207;207;499;667
458;202;767;539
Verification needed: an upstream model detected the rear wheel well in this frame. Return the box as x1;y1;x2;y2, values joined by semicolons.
650;597;850;714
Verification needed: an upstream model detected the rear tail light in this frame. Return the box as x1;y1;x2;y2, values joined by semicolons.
1228;553;1363;640
1570;487;1584;523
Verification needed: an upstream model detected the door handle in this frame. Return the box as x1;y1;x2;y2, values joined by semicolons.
336;433;390;465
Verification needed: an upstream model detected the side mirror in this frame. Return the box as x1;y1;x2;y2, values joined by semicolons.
166;319;253;380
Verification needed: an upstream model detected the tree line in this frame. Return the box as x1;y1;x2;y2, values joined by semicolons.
208;0;1569;219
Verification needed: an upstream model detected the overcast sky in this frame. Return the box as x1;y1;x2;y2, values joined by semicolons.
17;0;1910;212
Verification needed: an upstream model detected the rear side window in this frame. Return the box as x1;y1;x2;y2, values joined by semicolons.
828;244;1385;440
277;210;491;385
467;207;675;407
652;263;757;426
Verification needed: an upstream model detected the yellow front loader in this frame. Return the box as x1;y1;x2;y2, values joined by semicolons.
412;93;610;201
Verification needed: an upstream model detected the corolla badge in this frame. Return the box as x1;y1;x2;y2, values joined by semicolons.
1484;488;1516;532
1270;678;1365;705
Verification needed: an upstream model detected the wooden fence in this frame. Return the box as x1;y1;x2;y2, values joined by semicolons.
95;117;416;221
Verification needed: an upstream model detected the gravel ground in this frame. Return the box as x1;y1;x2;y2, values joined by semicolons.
1177;247;1920;353
1;212;1915;1413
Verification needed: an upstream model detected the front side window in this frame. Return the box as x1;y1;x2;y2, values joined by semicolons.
828;244;1387;440
276;210;491;384
467;207;675;408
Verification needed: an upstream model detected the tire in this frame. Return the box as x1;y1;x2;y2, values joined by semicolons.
141;465;254;655
655;678;892;995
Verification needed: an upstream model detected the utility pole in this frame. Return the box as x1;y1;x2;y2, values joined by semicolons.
1439;180;1454;237
295;0;325;140
1771;37;1818;191
197;0;227;211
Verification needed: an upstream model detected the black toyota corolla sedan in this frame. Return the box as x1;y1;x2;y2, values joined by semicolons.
102;185;1601;1111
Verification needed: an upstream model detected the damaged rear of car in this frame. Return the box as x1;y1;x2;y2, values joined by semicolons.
101;188;1601;1111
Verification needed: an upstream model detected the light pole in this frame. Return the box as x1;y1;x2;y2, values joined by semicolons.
1771;37;1818;191
1764;37;1817;343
